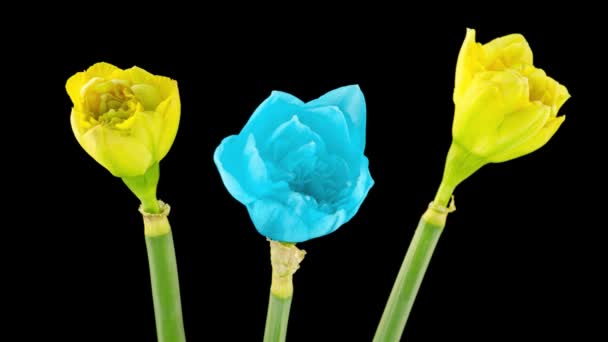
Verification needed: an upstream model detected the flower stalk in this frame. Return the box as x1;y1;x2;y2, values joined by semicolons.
67;63;185;340
374;27;569;341
142;201;186;342
263;240;305;342
373;199;453;341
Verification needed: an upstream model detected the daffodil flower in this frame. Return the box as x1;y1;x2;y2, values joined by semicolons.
436;28;570;205
215;85;373;342
66;63;185;342
67;62;180;178
374;29;570;341
214;85;373;243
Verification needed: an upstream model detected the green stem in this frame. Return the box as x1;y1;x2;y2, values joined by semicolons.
434;142;485;207
142;203;186;342
373;206;448;342
123;163;161;214
263;240;306;342
434;181;455;208
263;294;293;342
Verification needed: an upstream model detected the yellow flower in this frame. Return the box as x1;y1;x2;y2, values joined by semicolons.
435;29;570;206
67;62;180;177
453;28;569;163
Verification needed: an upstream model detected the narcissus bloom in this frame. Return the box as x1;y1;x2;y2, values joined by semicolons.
67;62;180;177
214;85;374;243
439;29;570;199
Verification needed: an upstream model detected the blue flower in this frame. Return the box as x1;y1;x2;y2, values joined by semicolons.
214;85;374;243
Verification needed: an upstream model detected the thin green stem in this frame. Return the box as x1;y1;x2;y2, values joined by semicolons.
373;141;482;340
263;241;305;342
123;163;161;214
146;231;186;342
263;294;293;342
141;196;161;214
434;181;454;208
373;207;447;342
434;142;485;207
142;202;186;342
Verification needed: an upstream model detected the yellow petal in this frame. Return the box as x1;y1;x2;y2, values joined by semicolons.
454;70;532;157
79;124;154;177
156;89;181;161
66;74;88;111
131;83;162;110
70;109;87;147
118;66;177;100
524;66;548;102
66;62;122;111
130;111;163;160
86;62;122;78
454;28;484;103
481;70;530;111
154;77;178;100
117;65;156;84
517;65;570;116
490;115;565;163
493;102;551;156
482;34;533;69
453;82;503;154
555;83;570;108
548;80;571;116
541;77;557;105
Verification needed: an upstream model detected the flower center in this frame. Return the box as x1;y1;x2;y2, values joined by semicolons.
287;154;351;211
80;77;143;128
265;115;354;212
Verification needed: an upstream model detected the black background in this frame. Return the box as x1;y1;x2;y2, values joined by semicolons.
7;10;606;341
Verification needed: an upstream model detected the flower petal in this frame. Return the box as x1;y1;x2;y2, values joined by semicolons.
248;194;347;243
333;156;375;221
264;115;325;162
240;91;304;144
70;109;91;137
454;70;530;156
541;77;570;117
306;85;367;151
454;28;484;103
125;111;163;162
79;124;154;177
214;134;287;205
490;115;565;163
495;102;550;150
482;34;533;69
297;105;356;162
453;78;504;153
249;156;373;243
85;62;122;78
119;66;177;100
155;89;181;161
66;62;122;111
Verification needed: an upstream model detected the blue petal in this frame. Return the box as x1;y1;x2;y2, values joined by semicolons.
247;156;374;243
240;91;304;146
334;156;375;220
264;115;325;162
305;85;367;151
297;106;356;165
247;193;348;243
214;134;287;205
